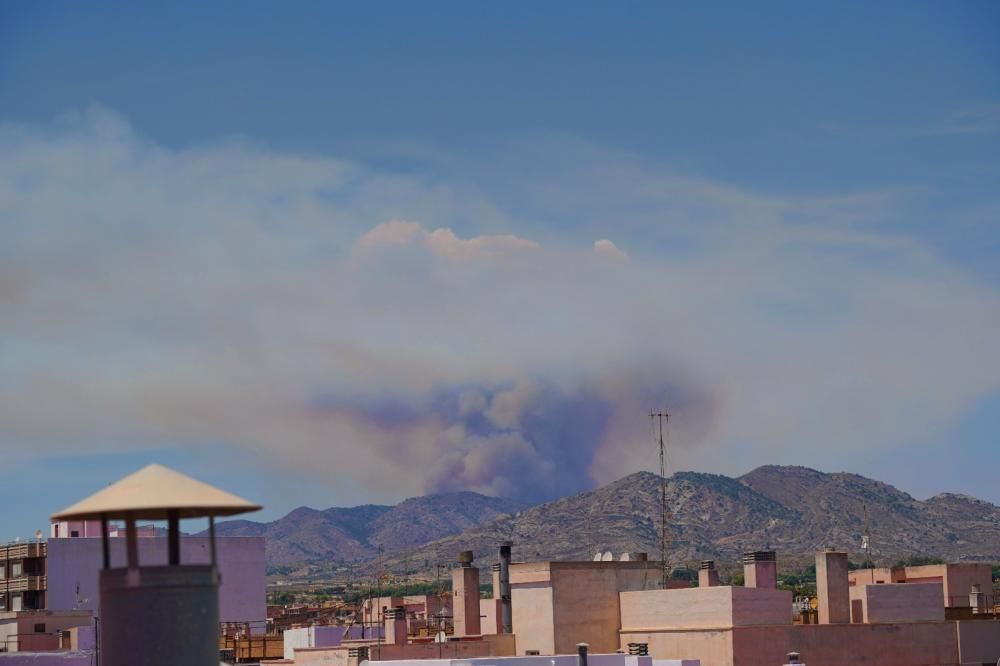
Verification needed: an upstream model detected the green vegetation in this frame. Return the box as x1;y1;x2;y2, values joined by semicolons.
670;568;698;586
270;591;296;605
342;581;450;604
778;566;816;598
992;564;999;582
893;555;946;568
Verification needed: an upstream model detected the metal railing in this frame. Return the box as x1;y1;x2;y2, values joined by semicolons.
0;575;47;593
219;621;283;663
946;590;1000;612
0;542;46;562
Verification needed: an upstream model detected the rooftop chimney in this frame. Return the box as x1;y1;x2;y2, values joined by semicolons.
50;464;260;666
452;550;481;636
816;550;850;624
698;560;720;588
742;551;777;589
499;541;513;634
385;606;408;646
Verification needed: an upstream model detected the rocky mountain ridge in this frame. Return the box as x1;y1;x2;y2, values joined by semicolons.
214;466;1000;576
209;491;525;569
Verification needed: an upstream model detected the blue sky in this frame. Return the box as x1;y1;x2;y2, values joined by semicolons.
1;2;998;539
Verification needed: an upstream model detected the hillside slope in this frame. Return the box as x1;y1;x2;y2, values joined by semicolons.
382;467;1000;574
211;493;525;568
216;466;1000;574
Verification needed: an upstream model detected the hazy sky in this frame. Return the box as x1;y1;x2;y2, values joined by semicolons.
1;1;999;538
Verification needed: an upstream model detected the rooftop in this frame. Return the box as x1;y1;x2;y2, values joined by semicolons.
50;464;261;521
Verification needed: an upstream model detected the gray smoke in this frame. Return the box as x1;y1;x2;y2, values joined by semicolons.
309;369;718;503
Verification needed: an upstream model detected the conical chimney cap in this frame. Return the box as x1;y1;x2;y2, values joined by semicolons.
51;464;261;521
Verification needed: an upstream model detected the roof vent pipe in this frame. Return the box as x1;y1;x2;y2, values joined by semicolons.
499;540;513;634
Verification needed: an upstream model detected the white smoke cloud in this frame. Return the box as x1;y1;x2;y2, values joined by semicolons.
1;106;999;504
593;239;628;260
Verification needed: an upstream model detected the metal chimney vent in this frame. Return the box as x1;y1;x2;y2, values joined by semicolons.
742;550;776;563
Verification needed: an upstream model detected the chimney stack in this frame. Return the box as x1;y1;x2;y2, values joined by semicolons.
452;550;481;636
384;606;408;646
499;541;513;634
815;550;850;624
698;560;720;587
50;465;260;666
742;551;777;589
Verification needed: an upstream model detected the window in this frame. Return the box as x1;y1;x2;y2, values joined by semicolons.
33;623;45;633
70;531;79;538
0;565;5;580
54;525;59;538
11;563;21;577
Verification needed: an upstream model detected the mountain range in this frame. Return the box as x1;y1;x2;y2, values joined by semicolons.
215;466;1000;577
209;491;525;569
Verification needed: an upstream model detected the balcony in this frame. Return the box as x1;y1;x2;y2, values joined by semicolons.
0;576;47;593
0;542;46;562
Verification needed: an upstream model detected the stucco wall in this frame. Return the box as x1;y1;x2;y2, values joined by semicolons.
284;626;360;660
622;619;996;666
359;655;659;666
955;620;1000;665
46;536;265;623
850;564;994;608
621;628;732;666
939;564;993;607
511;582;555;655
732;622;959;666
621;588;732;630
0;613;91;653
480;598;501;635
849;582;945;624
620;587;791;631
550;564;661;655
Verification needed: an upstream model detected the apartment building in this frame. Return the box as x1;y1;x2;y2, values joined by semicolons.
0;541;47;612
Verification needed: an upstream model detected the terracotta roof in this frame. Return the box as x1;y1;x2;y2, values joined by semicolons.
51;464;261;521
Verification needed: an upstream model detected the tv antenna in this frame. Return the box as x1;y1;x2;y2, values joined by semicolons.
650;410;671;588
862;503;874;583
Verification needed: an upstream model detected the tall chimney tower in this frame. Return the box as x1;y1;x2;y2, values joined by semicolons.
452;550;481;636
499;541;513;634
51;464;260;666
816;550;850;624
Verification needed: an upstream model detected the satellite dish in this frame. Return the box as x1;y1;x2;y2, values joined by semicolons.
34;530;43;540
601;551;613;562
620;553;631;561
434;631;448;643
593;553;603;561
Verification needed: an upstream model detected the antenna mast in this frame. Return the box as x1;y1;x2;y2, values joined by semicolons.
862;503;873;583
650;410;671;588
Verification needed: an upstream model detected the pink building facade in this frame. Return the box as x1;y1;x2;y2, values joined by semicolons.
848;563;994;608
